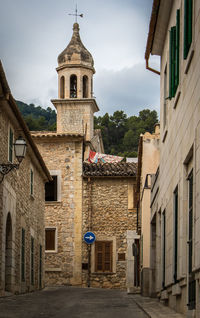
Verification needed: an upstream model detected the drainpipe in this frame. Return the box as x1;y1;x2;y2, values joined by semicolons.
145;57;160;75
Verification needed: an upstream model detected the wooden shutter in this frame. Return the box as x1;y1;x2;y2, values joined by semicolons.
95;241;103;271
95;241;112;272
45;229;55;250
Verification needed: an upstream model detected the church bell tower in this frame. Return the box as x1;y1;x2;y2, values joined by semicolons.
51;23;99;141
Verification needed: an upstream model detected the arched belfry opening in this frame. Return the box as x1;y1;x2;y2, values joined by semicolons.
83;75;88;98
5;213;12;292
60;76;65;99
70;75;77;98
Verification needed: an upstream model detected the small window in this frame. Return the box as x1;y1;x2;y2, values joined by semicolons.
95;241;112;272
83;75;88;98
184;0;193;59
31;236;34;285
21;228;25;282
45;228;56;251
30;168;34;196
118;253;125;261
70;75;77;98
45;176;57;201
8;127;14;162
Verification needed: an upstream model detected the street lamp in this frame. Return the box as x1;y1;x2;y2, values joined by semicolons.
0;136;27;183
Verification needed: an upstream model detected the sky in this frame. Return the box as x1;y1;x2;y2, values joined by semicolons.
0;0;160;117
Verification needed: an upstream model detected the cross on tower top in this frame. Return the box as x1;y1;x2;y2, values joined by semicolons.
68;4;83;23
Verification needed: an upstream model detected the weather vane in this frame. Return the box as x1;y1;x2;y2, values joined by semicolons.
68;4;83;23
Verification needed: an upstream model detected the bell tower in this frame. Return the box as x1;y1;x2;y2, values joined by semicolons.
51;23;99;141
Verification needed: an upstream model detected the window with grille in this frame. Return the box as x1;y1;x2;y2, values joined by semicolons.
169;10;180;99
184;0;193;59
45;228;56;251
95;241;112;272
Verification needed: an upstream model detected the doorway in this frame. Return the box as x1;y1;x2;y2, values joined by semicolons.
5;213;12;292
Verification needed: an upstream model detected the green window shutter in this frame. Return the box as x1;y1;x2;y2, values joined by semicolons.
175;10;180;92
184;0;193;59
169;27;176;98
9;128;13;162
172;27;176;97
188;0;193;47
21;228;25;282
169;29;173;99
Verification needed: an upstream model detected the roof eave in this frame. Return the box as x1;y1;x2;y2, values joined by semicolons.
0;60;51;182
145;0;173;59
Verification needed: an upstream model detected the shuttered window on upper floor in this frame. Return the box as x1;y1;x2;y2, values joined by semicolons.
169;10;180;99
184;0;193;59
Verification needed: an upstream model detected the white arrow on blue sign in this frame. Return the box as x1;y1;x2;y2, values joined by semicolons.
83;231;96;244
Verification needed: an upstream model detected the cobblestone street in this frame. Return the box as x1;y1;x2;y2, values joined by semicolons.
0;287;148;318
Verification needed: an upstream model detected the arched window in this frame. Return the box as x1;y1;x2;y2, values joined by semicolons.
70;75;77;98
83;75;88;98
60;76;65;99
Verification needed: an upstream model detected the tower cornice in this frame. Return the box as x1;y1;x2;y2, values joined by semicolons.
51;98;99;113
56;64;95;74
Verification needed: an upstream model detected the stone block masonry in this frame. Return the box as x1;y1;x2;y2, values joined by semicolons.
33;135;83;286
82;177;137;289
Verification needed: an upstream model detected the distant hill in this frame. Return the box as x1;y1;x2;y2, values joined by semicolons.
16;101;56;131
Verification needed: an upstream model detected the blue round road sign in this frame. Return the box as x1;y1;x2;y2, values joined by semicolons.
83;231;96;244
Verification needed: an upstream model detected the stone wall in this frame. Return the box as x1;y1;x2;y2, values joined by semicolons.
82;177;137;289
0;106;46;296
34;136;83;286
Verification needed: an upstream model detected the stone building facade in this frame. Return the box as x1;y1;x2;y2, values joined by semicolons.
32;23;103;287
146;0;200;316
0;61;51;296
32;22;139;290
137;125;160;297
82;162;139;290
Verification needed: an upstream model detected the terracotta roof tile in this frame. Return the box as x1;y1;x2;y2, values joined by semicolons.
83;162;137;177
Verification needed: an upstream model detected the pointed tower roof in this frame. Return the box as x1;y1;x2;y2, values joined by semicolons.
58;23;95;72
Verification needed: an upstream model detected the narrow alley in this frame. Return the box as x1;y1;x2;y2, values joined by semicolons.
0;287;147;318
